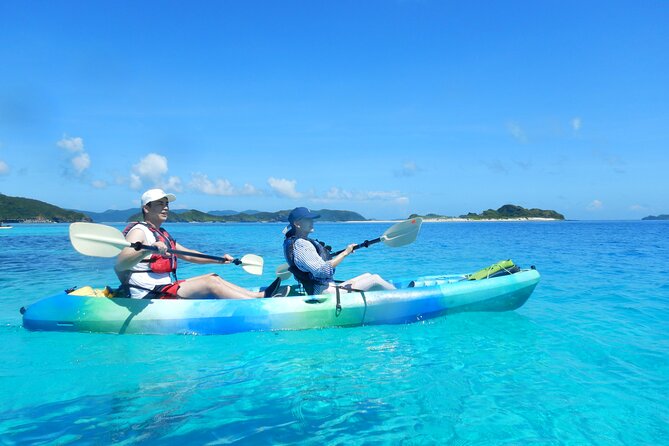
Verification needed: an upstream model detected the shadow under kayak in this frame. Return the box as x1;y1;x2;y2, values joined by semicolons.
21;269;540;335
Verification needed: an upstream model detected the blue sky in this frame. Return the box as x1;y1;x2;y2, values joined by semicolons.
1;1;667;220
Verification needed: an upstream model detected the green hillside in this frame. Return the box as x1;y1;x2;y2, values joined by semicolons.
127;208;366;223
0;193;91;223
411;204;565;220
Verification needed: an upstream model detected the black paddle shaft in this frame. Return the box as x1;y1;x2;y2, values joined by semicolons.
332;237;382;256
129;241;241;264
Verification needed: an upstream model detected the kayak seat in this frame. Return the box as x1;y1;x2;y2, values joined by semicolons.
66;286;126;298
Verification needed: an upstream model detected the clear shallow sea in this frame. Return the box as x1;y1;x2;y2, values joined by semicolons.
0;221;668;445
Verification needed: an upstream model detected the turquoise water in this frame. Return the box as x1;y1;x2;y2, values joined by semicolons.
1;221;668;444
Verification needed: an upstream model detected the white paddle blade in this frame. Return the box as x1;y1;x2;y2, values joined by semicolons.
69;222;130;257
240;254;264;276
381;217;423;248
276;263;292;280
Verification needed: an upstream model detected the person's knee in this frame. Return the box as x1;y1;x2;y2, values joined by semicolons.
202;275;222;293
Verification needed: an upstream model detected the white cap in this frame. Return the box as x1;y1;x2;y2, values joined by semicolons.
141;188;176;206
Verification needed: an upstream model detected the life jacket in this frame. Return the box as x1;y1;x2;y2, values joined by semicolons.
283;236;332;295
123;222;178;275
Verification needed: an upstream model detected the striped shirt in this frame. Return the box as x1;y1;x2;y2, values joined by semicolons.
292;238;335;295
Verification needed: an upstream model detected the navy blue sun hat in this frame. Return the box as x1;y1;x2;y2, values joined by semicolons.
288;207;320;224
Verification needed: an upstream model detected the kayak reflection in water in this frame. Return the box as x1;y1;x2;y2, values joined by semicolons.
115;188;281;299
282;207;396;295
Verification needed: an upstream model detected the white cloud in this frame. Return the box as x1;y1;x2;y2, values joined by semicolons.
265;177;409;205
129;153;182;191
191;174;234;195
57;135;90;175
0;160;8;175
190;173;259;196
507;121;528;143
71;152;90;174
313;187;409;205
163;176;183;192
325;187;353;201
91;179;107;189
132;153;169;183
572;117;582;131
587;200;603;211
268;177;302;198
364;191;409;204
240;183;260;195
57;136;84;153
629;204;647;212
129;173;142;190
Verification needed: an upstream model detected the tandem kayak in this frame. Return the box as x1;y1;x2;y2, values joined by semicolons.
20;266;540;335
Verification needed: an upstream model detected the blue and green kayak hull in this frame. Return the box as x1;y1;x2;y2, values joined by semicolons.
21;269;540;335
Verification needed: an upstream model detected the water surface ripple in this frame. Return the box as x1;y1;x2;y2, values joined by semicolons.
1;221;668;444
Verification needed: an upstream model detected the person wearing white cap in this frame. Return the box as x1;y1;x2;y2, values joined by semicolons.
283;207;395;295
115;188;281;299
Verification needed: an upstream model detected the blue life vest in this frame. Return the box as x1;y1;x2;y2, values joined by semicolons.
283;236;332;295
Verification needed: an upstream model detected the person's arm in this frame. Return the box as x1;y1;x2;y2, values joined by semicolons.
293;239;354;279
329;243;356;269
115;228;151;272
173;242;234;264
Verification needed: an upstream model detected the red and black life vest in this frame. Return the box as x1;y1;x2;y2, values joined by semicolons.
123;222;178;275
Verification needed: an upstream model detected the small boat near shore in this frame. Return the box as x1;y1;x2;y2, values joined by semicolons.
21;266;540;335
0;223;12;229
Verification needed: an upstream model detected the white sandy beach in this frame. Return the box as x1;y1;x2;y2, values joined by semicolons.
343;217;561;223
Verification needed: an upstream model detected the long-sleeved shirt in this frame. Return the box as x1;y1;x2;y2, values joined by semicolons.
292;238;334;294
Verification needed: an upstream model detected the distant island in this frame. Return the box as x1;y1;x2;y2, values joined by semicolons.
0;193;367;223
0;193;565;224
0;193;91;223
126;209;367;223
411;204;565;221
642;214;669;220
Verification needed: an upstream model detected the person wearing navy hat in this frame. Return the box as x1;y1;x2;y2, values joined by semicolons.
115;188;281;299
283;207;395;295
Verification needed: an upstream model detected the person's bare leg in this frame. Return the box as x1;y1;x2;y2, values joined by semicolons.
324;273;396;293
344;273;395;291
177;274;262;299
199;273;262;295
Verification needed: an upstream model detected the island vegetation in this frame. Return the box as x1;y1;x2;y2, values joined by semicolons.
411;204;565;221
0;193;368;223
127;209;367;223
0;193;91;223
642;214;669;220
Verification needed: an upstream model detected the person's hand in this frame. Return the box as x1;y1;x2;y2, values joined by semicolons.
344;243;357;255
221;254;235;264
153;241;168;254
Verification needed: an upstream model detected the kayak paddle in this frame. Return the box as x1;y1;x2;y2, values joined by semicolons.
276;264;293;280
275;217;423;278
333;217;423;254
69;222;264;276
